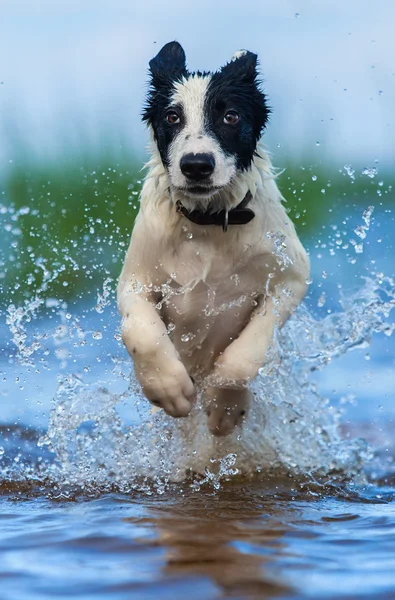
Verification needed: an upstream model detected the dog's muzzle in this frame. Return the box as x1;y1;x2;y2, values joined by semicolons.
180;153;215;182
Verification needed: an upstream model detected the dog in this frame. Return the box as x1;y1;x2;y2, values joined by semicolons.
118;41;309;437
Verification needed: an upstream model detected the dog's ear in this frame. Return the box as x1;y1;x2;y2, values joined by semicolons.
220;50;258;82
149;41;187;86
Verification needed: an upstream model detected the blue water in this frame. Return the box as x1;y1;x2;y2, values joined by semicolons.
0;202;394;599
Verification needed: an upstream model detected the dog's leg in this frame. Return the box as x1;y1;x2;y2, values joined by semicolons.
119;287;196;418
205;386;252;437
118;214;197;418
205;275;307;436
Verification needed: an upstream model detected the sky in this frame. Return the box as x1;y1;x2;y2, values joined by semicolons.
0;0;394;169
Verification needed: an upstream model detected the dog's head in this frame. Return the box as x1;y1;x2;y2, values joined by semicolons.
143;42;270;201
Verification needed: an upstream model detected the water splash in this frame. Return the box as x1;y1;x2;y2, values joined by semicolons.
15;270;388;494
6;298;44;365
1;178;394;495
362;166;378;179
344;165;355;181
351;206;374;254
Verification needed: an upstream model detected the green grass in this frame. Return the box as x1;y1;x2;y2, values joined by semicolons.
0;156;141;307
0;154;392;307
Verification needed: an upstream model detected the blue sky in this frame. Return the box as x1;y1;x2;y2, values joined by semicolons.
0;0;394;168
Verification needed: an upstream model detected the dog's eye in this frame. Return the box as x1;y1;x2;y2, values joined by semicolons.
165;111;180;124
224;111;240;125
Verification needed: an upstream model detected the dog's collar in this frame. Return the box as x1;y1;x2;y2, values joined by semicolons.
176;190;254;233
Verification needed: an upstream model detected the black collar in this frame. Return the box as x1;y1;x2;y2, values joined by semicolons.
176;191;255;232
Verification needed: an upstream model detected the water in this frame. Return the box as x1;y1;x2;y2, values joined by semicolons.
1;194;395;598
1;479;395;600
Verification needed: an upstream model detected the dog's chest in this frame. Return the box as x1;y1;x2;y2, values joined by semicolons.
159;235;263;318
155;236;265;370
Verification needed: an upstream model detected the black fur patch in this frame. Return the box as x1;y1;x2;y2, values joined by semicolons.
205;52;270;170
142;43;270;171
142;41;188;166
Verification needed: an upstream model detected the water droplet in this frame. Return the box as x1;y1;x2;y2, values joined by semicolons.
230;274;240;286
317;293;326;308
354;225;366;240
362;167;377;179
181;333;192;342
344;165;355;181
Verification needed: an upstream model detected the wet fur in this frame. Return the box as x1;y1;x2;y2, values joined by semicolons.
118;42;310;436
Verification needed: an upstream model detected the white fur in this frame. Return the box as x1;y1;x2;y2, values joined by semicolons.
166;75;237;201
232;49;247;61
118;143;310;437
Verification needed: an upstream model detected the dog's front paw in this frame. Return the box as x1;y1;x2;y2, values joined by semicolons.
207;353;256;390
136;359;196;418
205;387;251;437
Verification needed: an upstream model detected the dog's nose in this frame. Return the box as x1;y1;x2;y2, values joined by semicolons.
180;153;215;181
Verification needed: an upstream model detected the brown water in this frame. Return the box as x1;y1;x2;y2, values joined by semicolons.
1;474;395;600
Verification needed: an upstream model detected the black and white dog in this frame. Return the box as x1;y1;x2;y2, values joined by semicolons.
118;42;309;436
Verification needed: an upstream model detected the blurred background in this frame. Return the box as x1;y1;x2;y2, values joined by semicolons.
2;0;394;166
1;0;394;304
